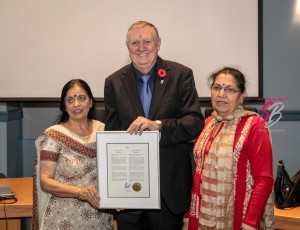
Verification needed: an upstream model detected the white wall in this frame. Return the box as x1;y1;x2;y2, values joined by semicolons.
0;0;259;98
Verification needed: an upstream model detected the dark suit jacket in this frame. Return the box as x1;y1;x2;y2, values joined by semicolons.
104;56;204;214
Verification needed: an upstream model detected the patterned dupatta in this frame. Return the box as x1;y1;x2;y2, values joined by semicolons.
188;108;258;230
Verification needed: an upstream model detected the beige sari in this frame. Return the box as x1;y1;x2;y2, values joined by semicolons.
32;120;113;230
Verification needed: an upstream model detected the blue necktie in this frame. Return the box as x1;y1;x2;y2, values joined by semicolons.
140;75;152;117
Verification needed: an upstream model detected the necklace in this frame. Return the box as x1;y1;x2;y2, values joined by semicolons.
212;122;223;138
79;135;91;143
204;122;224;153
64;121;92;143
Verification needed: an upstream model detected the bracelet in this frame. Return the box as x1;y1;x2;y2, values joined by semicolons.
77;187;81;199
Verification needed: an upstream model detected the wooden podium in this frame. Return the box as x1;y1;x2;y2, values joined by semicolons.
0;177;33;230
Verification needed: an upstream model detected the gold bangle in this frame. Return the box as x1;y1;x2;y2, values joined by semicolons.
77;187;81;199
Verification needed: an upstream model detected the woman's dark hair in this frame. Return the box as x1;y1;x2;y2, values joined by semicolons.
56;79;96;124
209;67;246;93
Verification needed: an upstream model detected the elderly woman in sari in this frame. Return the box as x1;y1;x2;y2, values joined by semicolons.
186;67;274;230
32;79;113;229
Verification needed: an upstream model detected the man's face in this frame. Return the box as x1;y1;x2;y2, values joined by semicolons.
127;25;161;74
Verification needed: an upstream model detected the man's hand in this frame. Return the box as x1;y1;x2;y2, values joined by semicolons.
127;116;159;135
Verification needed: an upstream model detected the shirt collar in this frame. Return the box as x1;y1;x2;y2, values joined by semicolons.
133;64;156;81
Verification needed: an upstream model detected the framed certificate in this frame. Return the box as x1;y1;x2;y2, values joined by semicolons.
96;131;160;209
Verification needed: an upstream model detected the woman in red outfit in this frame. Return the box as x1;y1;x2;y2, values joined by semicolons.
185;67;274;230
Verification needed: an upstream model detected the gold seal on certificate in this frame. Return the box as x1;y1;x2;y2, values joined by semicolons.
132;182;141;192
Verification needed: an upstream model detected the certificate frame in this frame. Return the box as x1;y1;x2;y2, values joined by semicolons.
96;131;160;209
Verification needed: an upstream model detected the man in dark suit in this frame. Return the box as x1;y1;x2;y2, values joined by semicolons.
104;21;204;230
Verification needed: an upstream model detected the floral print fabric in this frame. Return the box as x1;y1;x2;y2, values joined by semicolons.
33;120;113;230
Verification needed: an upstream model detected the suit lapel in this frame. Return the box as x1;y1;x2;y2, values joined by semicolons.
149;58;170;119
121;65;145;116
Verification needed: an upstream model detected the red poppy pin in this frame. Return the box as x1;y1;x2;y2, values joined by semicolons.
158;69;167;84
